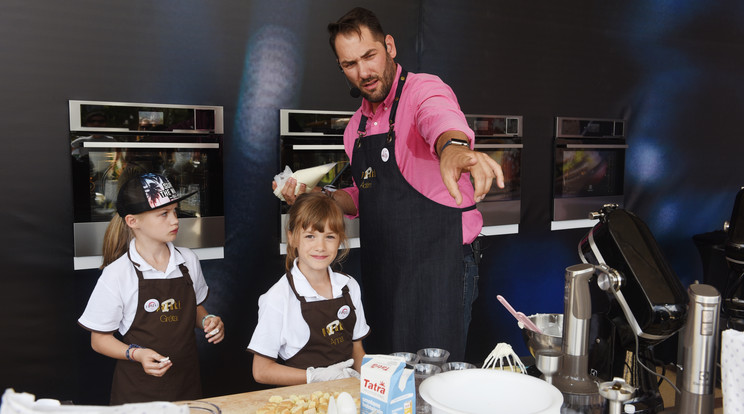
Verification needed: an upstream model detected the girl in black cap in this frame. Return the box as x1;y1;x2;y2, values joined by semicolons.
78;172;224;404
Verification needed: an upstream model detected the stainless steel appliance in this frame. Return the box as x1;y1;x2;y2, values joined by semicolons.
552;117;627;230
675;284;720;414
69;100;225;269
278;109;358;253
579;205;688;413
553;263;605;413
466;114;522;235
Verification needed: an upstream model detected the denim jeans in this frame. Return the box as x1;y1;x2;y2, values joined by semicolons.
463;247;480;339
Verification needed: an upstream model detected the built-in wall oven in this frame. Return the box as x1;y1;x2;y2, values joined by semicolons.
551;117;626;230
70;100;225;269
278;109;357;253
466;114;523;236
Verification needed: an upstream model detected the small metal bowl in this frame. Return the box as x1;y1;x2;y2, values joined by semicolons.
441;361;477;371
417;347;450;365
520;313;563;358
390;351;420;365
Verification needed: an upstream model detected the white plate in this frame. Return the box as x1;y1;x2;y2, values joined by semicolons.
419;369;563;414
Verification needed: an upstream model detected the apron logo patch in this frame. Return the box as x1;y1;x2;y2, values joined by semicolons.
144;299;160;313
159;298;181;312
322;320;344;337
381;148;389;162
337;305;351;320
360;167;376;189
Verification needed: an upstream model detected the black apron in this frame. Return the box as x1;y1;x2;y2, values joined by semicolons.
283;272;357;369
351;69;474;360
110;251;201;404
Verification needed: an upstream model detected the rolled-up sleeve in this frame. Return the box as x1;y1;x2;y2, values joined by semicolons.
413;76;475;155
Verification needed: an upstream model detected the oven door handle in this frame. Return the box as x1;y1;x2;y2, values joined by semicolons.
83;142;220;149
561;144;628;149
473;144;523;149
292;144;345;150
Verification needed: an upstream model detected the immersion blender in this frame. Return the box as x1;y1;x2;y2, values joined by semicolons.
553;263;604;413
674;284;720;414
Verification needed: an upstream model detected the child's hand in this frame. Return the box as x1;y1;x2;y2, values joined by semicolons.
135;348;173;377
203;315;225;344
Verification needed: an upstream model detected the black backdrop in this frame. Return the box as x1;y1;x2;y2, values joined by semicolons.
2;0;744;405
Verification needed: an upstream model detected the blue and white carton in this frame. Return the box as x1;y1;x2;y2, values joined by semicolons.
360;354;415;414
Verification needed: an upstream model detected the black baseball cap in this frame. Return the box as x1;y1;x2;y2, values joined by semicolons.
116;173;197;217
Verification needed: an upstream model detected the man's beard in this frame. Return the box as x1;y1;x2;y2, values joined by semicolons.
358;56;396;104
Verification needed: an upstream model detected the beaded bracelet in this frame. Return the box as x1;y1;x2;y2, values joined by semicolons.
126;344;141;361
201;314;216;329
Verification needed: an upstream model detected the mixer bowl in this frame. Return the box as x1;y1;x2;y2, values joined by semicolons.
520;313;563;357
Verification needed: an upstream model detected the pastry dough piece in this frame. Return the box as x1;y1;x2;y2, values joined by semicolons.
256;392;360;414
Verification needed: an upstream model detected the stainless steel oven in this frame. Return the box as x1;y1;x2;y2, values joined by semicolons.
552;117;626;230
70;100;224;269
467;114;523;235
278;109;357;253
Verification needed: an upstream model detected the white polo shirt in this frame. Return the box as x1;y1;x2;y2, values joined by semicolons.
78;239;209;335
247;262;370;361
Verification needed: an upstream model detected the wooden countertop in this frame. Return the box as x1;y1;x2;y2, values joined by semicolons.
191;378;359;414
188;366;723;414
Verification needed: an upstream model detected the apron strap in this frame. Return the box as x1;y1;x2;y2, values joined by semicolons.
174;248;193;287
127;250;145;282
286;272;307;304
387;70;408;141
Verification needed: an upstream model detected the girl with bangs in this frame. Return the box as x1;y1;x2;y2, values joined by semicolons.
247;192;369;385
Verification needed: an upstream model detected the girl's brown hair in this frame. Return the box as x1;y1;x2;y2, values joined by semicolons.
100;214;133;268
285;192;349;272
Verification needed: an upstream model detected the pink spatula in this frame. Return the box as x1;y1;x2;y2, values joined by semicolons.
497;294;543;334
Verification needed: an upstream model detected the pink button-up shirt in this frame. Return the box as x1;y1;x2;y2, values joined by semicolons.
340;64;482;244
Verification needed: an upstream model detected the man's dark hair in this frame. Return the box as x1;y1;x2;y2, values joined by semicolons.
327;7;386;57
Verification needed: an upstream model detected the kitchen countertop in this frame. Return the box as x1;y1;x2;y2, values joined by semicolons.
187;378;359;414
188;366;723;414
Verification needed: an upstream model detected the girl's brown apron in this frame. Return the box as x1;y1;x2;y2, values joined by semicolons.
110;251;201;404
283;272;357;369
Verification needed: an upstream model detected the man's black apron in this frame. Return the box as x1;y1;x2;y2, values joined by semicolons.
350;69;473;360
283;273;357;369
110;252;201;404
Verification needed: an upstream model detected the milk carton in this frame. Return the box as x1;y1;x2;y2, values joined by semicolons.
360;354;415;414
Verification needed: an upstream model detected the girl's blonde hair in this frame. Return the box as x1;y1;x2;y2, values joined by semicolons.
100;214;133;268
286;192;349;272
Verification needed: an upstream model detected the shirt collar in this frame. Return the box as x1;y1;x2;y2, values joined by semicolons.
289;259;347;299
128;239;182;274
360;63;402;119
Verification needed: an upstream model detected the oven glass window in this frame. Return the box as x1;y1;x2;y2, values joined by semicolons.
476;149;521;201
554;148;624;198
71;135;223;222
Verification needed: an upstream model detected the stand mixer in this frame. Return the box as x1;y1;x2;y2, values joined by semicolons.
722;187;744;331
578;205;688;413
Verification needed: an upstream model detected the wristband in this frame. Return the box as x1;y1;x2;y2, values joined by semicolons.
438;138;470;156
201;314;216;328
126;344;141;361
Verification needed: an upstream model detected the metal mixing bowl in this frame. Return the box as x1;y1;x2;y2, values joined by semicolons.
520;313;563;357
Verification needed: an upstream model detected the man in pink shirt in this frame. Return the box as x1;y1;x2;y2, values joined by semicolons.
278;7;503;360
